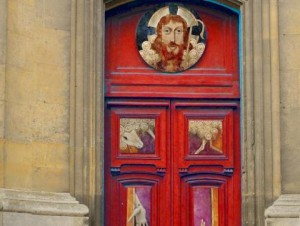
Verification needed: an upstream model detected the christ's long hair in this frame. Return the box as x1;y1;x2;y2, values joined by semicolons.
152;15;190;71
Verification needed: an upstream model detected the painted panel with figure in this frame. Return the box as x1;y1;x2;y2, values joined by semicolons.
189;120;223;155
120;118;155;154
126;187;151;226
137;4;207;73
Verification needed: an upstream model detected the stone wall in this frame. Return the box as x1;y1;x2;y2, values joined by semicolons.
0;0;7;188
3;0;71;191
279;0;300;193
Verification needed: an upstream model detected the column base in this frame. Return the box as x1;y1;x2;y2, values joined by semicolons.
0;189;89;226
265;195;300;226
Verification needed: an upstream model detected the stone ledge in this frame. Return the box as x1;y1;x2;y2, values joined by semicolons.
265;194;300;218
0;188;89;217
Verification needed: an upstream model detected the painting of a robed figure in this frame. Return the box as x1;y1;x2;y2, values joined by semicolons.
189;120;223;155
137;4;207;73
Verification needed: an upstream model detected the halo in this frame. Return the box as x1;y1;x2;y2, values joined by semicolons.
148;5;199;28
148;6;170;27
177;6;198;27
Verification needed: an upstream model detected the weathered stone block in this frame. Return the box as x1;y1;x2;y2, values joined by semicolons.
279;35;300;70
279;0;300;35
265;195;300;226
266;218;300;226
0;139;3;187
4;100;69;143
280;71;299;109
4;141;69;191
0;189;89;226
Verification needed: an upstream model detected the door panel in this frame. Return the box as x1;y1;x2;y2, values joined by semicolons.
106;99;170;169
172;100;241;226
180;178;226;226
105;99;171;226
172;100;239;167
105;172;167;226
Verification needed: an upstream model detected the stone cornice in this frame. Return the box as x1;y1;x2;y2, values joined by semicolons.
0;189;89;217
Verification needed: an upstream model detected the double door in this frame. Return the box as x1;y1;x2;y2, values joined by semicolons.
105;98;240;226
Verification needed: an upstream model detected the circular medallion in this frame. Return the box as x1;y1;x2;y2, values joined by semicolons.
136;4;207;73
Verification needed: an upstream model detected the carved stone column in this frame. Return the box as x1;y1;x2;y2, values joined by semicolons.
242;0;281;225
70;0;104;225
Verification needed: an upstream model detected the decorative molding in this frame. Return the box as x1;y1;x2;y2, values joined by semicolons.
156;168;166;176
179;168;189;176
224;0;245;6
104;0;245;11
110;166;166;177
110;167;121;176
104;0;133;11
223;168;234;176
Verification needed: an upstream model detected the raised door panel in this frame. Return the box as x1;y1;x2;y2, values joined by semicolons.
173;173;241;226
171;100;241;226
105;173;170;226
105;99;170;170
105;99;171;226
172;100;240;169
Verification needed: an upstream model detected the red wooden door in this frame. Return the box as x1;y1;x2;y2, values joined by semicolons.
105;2;240;226
105;99;240;226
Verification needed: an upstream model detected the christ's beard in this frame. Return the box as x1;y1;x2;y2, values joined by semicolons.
161;42;185;61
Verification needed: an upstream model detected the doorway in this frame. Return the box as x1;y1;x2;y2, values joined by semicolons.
104;2;241;226
105;99;240;226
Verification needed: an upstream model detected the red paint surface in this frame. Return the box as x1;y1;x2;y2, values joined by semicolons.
105;3;241;226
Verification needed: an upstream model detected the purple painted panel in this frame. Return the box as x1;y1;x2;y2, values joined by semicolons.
193;187;212;226
136;187;151;224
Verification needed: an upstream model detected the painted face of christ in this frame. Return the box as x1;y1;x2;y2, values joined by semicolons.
152;15;189;72
161;21;185;56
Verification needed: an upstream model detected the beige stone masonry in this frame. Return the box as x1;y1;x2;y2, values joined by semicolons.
279;0;300;195
4;0;71;192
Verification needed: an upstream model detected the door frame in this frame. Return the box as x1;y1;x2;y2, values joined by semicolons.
69;0;282;225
